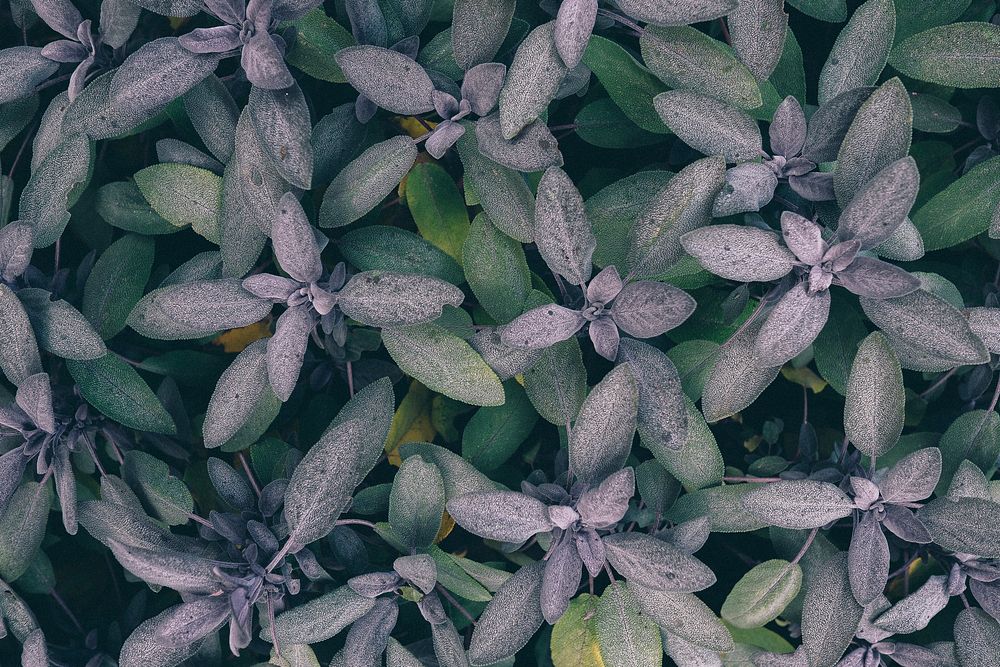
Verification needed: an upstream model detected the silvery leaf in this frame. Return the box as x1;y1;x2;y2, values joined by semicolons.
788;171;836;201
712;163;778;217
272;192;322;283
241;32;294;90
336;46;435;115
611;280;695;338
837;157;920;250
616;339;688;452
0;222;33;282
576;467;634;529
425;120;466;159
109;38;219;119
835;256;920;299
534;166;596;287
468;562;545;666
462;62;507;116
343;598;398;667
918;497;1000;557
844;332;905;457
15;372;54;434
177;25;242;54
743;479;855;529
337;271;464;327
203;339;273;448
266;305;313;401
498;22;568;137
348;572;403;598
575;528;606;578
615;0;737;26
754;283;830;367
108;541;220;594
128;279;272;340
434;90;460;119
848;510;890;605
881;504;932;544
780;212;826;266
873;575;950;634
474;115;563;172
569;363;638;485
554;0;597;68
470;327;543;380
151;597;231;648
0;284;42;385
243;273;299;301
248;84;314;189
320;136;418;228
284;378;394;546
800;553;864;667
680;224;796;283
701;319;781;423
30;0;82;39
206;458;254;511
541;537;582;623
587;265;624;304
653;90;763;163
0;47;59;106
770;95;807;158
955;608;1000;667
851;477;880;511
446;491;552;543
588;317;620;360
801;86;875;164
816;0;895;105
603;532;716;592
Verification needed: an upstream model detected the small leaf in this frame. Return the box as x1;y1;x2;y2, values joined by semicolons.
67;354;176;434
844;332;904;457
721;559;802;629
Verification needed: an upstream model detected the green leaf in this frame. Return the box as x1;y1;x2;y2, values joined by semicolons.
955;608;1000;667
596;582;662;667
17;288;107;360
583;35;670;134
844;332;905;458
721;559;802;629
630;584;734;651
640;26;762;109
283;8;355;83
83;233;155;339
913;156;1000;251
800;553;863;667
770;28;806;103
918;496;1000;557
320;136;417;228
575;99;668;149
817;0;895;105
0;481;51;581
383;323;505;407
134;163;221;242
389;455;445;550
96;181;180;235
550;594;604;667
405;162;471;263
271;585;377;644
462;381;538;471
813;293;868;395
523;336;587;426
893;0;973;43
121;451;193;526
911;94;962;134
650;397;724;492
890;22;1000;88
463;213;531;324
19;133;94;248
66;354;176;434
338;226;464;285
936;410;1000;496
653;90;762;163
666;340;719;402
786;0;847;22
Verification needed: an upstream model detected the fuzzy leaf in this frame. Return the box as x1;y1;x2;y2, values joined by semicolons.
468;562;545;666
680;224;795;283
128;278;271;341
569;363;639;485
389;455;445;550
742;480;855;529
844;332;905;457
67;354;176;434
653;90;762;163
498;22;567;139
721;559;802;629
320;136;418;228
817;0;895;105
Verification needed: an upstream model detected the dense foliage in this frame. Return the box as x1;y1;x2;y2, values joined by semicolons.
2;0;1000;665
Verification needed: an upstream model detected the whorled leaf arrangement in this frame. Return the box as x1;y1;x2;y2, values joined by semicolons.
1;0;1000;665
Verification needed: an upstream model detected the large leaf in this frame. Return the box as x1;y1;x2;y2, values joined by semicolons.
800;553;863;667
335;46;435;114
742;480;855;529
383;323;505;407
595;582;662;667
452;0;516;70
319;136;418;228
134;163;221;242
721;559;802;629
405;162;471;262
936;410;1000;496
271;585;377;644
523;336;588;426
817;0;895;104
913;156;1000;251
202;339;274;448
653;90;762;163
121;451;194;526
389;455;445;550
919;496;1000;557
890;22;1000;88
844;332;904;457
569;363;638;484
468;562;545;666
127;278;271;340
83;234;155;339
284;378;394;546
67;354;176;434
18;132;93;248
534;166;596;288
582;35;670;134
498;21;567;139
463;213;531;323
0;481;51;581
17;288;107;361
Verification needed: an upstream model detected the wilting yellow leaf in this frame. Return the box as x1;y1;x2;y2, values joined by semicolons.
435;511;455;543
397;116;437;139
213;319;272;353
385;382;436;465
551;594;605;667
781;366;827;393
744;434;762;453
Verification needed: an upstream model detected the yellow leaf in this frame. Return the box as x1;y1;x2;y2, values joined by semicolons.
385;381;436;465
213;319;272;353
551;594;605;667
168;16;189;30
514;374;526;386
781;366;827;393
396;116;437;139
743;434;762;453
435;511;455;543
387;412;436;466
